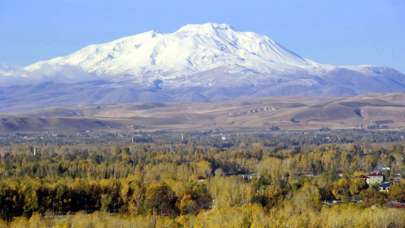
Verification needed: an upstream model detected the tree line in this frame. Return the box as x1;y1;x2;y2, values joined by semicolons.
0;142;403;226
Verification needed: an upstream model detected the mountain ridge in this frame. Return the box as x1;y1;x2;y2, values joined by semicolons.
24;23;323;85
0;23;405;110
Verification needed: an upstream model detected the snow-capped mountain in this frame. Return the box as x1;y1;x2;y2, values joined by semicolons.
0;64;21;77
1;23;405;110
25;23;324;86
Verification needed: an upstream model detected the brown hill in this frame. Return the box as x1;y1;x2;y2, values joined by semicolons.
1;93;405;133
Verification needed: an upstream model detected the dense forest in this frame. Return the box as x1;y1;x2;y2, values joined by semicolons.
0;142;404;227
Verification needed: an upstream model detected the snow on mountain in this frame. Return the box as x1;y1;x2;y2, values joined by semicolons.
25;23;327;86
0;23;404;111
0;64;31;85
0;64;21;77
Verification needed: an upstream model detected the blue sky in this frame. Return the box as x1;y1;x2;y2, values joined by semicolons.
1;0;404;71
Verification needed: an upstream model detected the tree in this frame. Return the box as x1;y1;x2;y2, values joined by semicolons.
388;182;405;202
194;160;212;178
145;183;178;216
331;178;350;202
360;186;386;206
179;181;212;214
349;178;367;196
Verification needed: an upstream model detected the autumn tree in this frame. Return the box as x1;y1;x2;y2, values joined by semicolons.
145;183;178;216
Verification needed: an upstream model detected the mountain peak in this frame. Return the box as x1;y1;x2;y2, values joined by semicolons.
3;23;405;106
25;23;313;81
177;23;235;33
21;23;405;95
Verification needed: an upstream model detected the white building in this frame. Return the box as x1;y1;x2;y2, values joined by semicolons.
366;174;384;185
